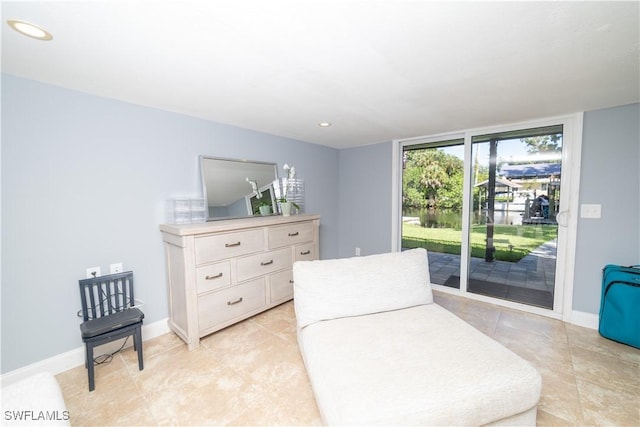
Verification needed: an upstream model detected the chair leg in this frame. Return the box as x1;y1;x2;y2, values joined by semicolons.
84;344;89;369
135;328;144;371
87;344;95;392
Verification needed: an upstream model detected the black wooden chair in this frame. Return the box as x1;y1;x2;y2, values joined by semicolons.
79;271;144;391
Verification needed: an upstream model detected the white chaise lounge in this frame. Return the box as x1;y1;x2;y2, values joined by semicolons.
293;248;541;426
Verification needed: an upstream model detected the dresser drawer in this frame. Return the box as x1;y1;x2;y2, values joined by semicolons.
270;269;294;302
237;247;292;282
195;228;264;264
197;278;266;331
295;242;316;262
268;222;314;248
196;261;231;294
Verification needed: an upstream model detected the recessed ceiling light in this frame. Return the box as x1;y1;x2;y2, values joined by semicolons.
7;19;53;41
318;122;332;128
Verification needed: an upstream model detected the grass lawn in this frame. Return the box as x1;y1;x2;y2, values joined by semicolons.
402;223;557;262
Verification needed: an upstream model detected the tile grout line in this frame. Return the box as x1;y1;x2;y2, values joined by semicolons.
564;323;588;426
115;351;160;426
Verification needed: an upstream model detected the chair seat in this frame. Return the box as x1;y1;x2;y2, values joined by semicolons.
80;308;144;339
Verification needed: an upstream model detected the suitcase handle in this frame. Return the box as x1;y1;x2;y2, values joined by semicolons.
603;264;640;273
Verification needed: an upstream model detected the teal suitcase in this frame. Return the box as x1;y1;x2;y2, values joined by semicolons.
599;264;640;348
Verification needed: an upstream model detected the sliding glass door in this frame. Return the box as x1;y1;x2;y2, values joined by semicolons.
399;120;576;314
465;127;562;309
402;138;465;286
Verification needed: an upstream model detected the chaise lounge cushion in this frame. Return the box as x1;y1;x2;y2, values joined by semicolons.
293;248;542;426
293;248;432;328
299;304;541;426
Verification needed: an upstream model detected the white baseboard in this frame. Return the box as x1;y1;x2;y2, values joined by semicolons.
1;318;170;387
569;310;599;330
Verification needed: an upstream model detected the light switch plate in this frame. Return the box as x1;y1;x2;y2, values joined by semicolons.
580;204;601;219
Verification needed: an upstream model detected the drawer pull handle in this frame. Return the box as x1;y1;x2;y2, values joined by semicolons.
289;280;294;284
205;273;223;280
300;250;311;255
227;297;243;306
261;260;274;266
225;241;241;247
288;232;299;237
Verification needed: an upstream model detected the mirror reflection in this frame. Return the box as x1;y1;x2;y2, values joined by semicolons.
200;156;278;220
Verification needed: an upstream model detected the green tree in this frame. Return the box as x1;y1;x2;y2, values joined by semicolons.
403;163;428;208
402;149;464;210
521;134;562;154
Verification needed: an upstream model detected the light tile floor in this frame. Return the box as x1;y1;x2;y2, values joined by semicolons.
56;292;640;426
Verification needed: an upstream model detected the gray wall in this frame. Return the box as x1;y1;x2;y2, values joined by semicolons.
337;142;394;258
573;103;640;314
1;75;339;373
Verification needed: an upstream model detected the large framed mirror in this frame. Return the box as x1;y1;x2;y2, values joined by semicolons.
200;156;279;220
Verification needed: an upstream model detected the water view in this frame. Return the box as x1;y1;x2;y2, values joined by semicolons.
403;208;525;228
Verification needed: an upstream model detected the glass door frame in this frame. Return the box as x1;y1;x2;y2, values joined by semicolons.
391;113;584;321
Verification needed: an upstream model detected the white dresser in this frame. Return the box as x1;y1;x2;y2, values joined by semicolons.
160;214;320;350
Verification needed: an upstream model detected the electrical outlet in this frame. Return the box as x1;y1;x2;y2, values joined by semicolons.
86;266;101;278
580;204;602;219
355;247;361;256
110;262;123;274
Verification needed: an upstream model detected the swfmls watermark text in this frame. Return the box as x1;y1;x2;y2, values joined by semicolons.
4;410;70;422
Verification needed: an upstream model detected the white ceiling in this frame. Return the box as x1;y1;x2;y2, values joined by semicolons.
2;1;639;149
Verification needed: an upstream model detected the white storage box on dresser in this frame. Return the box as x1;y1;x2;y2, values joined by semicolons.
160;214;320;350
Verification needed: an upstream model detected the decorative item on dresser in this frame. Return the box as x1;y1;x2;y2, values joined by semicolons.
160;214;320;350
273;163;304;215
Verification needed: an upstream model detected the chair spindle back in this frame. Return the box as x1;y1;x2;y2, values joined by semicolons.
79;272;135;321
